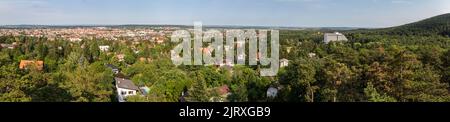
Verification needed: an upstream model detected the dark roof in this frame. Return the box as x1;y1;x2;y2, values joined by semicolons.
115;77;139;90
106;64;119;69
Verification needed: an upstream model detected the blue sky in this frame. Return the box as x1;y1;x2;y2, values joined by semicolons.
0;0;449;27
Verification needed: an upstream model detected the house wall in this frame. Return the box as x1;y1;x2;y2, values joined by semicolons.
324;34;331;44
280;61;289;68
116;86;138;102
324;34;348;44
112;69;119;74
118;88;137;97
99;46;110;52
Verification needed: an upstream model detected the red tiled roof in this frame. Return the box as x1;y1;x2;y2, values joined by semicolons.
19;60;44;70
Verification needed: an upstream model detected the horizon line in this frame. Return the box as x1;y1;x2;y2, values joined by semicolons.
0;24;377;29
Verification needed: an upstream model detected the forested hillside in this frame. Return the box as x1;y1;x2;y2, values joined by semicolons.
353;13;450;36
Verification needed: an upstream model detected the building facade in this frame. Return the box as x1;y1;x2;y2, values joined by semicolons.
324;32;348;44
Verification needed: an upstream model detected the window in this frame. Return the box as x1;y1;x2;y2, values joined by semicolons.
128;91;134;95
121;91;126;95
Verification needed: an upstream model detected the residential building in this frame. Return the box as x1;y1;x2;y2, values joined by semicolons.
106;64;120;74
19;60;44;70
99;45;110;52
308;53;317;58
280;58;289;68
69;38;82;42
324;32;348;44
115;77;140;102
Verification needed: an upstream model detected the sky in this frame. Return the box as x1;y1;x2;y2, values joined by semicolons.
0;0;449;27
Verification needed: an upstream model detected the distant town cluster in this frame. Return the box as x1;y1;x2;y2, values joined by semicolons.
0;26;180;43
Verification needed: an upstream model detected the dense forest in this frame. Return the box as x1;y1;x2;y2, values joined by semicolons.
0;14;449;102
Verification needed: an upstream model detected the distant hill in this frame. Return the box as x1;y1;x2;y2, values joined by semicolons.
351;13;450;36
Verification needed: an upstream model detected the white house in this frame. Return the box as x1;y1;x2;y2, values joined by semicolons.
280;58;289;68
69;38;82;42
115;77;140;102
324;32;348;44
99;45;110;52
308;53;317;58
